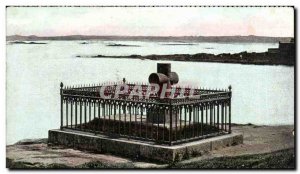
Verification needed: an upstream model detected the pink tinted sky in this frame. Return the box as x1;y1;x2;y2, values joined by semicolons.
6;7;294;37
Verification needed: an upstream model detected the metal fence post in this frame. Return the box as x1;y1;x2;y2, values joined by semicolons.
228;85;232;133
169;101;173;146
60;82;64;130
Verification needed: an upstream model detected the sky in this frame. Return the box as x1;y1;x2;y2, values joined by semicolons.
6;7;294;37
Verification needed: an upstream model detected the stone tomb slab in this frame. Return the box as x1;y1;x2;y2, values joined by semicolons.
48;129;243;163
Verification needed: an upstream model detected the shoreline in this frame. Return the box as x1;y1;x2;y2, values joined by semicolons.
6;125;295;169
76;51;294;66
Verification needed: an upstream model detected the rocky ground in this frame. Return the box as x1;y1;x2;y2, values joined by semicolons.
6;124;295;169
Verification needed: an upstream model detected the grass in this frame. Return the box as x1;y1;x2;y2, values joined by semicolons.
168;148;295;169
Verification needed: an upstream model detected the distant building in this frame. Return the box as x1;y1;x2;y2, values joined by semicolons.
279;39;295;61
268;38;295;65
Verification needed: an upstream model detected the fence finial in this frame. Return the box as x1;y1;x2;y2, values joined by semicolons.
228;85;232;91
60;82;64;88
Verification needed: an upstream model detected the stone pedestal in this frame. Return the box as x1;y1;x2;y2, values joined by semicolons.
146;110;179;125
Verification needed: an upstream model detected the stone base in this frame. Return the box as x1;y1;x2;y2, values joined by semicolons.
48;129;243;163
146;110;179;124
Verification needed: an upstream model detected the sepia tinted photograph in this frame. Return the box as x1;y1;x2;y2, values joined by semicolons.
6;6;295;169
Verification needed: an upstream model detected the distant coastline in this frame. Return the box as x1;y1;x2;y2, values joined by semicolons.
106;43;140;47
8;41;47;45
76;52;294;66
7;35;294;66
6;35;292;43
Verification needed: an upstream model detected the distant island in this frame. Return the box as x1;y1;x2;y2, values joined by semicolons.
6;35;292;43
77;50;294;66
161;43;197;45
8;41;47;44
106;43;140;47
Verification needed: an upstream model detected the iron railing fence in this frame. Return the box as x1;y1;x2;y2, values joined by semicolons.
60;82;232;145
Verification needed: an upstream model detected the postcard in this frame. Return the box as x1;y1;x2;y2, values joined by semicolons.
6;6;295;169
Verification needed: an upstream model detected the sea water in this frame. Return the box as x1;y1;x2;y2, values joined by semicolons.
6;41;293;145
